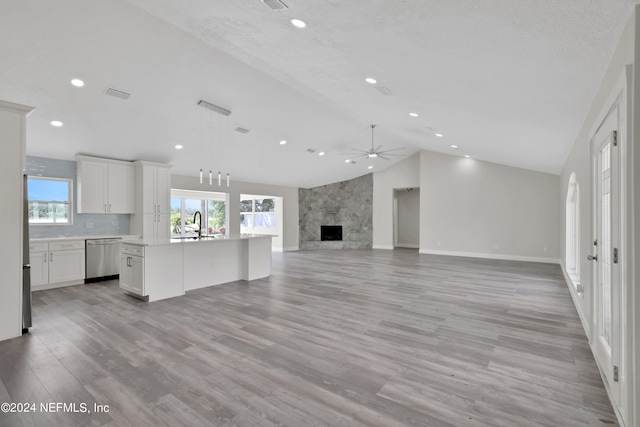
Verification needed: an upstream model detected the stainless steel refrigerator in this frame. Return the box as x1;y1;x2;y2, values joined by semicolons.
22;174;31;333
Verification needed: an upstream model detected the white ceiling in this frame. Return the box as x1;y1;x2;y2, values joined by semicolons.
0;0;637;188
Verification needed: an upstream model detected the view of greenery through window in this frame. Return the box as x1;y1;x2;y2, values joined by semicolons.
171;197;226;237
241;198;275;229
27;177;71;224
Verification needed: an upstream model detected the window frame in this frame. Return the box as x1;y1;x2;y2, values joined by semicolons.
240;196;276;232
170;189;227;238
565;173;581;291
27;176;73;226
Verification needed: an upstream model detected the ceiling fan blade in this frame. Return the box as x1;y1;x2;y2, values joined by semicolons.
374;145;382;153
379;147;405;153
377;153;405;157
378;155;391;160
349;148;371;154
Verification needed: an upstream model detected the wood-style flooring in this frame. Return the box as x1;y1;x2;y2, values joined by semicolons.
0;249;618;426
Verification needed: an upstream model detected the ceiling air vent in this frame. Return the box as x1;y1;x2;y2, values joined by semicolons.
261;0;288;10
235;127;250;134
104;87;131;100
375;86;393;96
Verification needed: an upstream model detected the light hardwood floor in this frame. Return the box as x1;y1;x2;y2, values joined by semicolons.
0;249;618;426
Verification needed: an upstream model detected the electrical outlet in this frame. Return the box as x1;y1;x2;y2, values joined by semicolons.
86;222;94;229
544;246;548;252
492;244;499;250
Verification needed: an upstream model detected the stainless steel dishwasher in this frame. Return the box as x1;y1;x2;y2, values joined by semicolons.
85;238;122;282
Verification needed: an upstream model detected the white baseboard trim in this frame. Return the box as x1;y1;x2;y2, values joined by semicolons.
372;244;394;250
282;246;299;252
418;249;560;264
395;244;419;249
32;280;84;292
560;263;590;340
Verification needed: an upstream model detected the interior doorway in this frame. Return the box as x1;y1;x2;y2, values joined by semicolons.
393;188;419;249
240;194;283;251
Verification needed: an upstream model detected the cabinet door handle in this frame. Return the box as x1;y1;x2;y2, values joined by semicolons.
44;253;47;263
104;204;107;212
50;252;53;262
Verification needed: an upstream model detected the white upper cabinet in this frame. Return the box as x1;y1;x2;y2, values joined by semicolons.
140;163;170;214
108;162;135;213
77;155;135;214
133;161;172;240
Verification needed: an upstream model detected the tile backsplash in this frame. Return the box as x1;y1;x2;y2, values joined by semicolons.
26;156;131;238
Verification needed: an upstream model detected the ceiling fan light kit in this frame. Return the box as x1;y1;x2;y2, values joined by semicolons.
343;124;405;161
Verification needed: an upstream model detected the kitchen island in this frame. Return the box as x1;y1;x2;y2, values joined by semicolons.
119;235;272;302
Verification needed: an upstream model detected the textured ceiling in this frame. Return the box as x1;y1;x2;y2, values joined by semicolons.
0;0;638;188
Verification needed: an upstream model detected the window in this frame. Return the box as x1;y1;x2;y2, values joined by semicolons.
170;189;227;238
240;196;276;231
27;177;72;224
565;172;580;290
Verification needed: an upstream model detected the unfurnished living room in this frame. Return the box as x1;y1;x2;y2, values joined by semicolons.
1;1;639;427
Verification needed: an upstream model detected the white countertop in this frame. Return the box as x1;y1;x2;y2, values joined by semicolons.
31;234;140;242
123;234;273;247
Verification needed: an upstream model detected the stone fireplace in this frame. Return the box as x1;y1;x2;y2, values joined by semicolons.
299;174;372;250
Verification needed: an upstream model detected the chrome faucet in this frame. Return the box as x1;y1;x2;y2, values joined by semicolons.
193;211;202;239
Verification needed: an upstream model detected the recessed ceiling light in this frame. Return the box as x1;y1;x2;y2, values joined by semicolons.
50;120;63;127
318;151;325;156
70;78;84;87
409;112;418;117
345;159;351;163
175;145;183;149
365;77;377;84
291;18;306;28
368;165;373;169
435;133;443;137
280;140;287;145
451;145;458;149
464;155;471;158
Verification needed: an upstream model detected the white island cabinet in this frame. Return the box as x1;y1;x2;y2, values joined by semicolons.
76;155;135;214
119;244;144;296
119;235;272;302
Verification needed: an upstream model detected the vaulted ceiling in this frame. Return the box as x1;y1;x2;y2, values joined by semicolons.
1;0;637;188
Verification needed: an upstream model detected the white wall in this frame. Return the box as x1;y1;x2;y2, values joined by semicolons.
559;8;637;426
0;100;33;342
171;174;299;251
372;154;420;249
395;189;420;248
419;151;560;263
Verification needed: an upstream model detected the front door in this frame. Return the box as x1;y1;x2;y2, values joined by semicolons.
590;105;621;404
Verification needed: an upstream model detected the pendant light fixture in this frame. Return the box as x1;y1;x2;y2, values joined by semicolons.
197;99;231;187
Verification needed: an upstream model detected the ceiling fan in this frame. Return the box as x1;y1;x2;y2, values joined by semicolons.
343;124;405;160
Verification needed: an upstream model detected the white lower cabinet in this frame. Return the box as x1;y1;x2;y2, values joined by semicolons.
49;249;85;283
29;240;86;289
30;249;49;287
120;244;145;297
